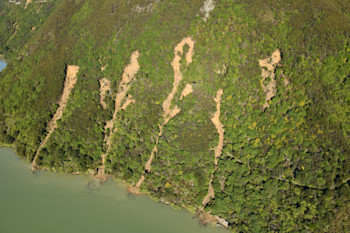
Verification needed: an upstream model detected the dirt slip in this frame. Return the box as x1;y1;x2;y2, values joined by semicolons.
32;66;79;170
101;65;107;71
121;94;135;110
202;89;224;206
259;49;281;109
128;175;145;194
211;89;224;165
99;78;111;110
96;51;140;182
200;89;228;225
282;71;289;87
196;207;229;228
129;37;195;194
202;174;215;206
94;152;110;182
180;83;193;100
24;0;32;9
201;0;216;22
161;37;194;124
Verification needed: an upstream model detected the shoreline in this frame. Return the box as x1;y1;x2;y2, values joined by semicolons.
0;143;14;149
0;145;228;229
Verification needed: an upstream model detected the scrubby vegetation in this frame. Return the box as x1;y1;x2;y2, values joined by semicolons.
0;0;349;232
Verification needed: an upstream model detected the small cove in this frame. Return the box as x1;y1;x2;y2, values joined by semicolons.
0;148;227;233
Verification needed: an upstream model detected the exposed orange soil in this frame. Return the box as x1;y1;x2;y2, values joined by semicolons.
202;174;215;206
95;51;140;182
101;65;107;71
202;89;224;206
199;90;228;226
211;89;224;165
129;37;195;194
127;175;145;194
99;77;111;110
196;207;229;228
24;0;32;9
121;94;135;110
32;65;79;170
259;49;281;109
180;83;193;100
282;71;290;87
197;208;218;225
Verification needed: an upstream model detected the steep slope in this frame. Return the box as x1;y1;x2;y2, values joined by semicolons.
32;65;79;170
202;89;224;207
129;37;194;193
0;0;349;232
96;51;140;182
0;0;61;57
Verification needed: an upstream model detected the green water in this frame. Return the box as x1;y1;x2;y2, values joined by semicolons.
0;148;227;233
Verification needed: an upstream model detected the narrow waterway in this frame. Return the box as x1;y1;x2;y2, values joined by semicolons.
0;148;227;233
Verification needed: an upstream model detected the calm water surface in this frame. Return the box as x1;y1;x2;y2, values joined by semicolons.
0;148;227;233
0;60;6;72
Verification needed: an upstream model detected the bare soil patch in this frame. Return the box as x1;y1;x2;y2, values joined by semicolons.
32;65;79;170
101;65;107;71
259;49;281;109
121;95;135;110
201;0;216;22
131;37;195;192
196;207;228;228
211;89;224;164
24;0;32;9
96;51;140;182
180;83;193;100
202;89;224;206
99;78;111;110
202;174;215;206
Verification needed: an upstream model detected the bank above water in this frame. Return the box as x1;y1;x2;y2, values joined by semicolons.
0;148;227;233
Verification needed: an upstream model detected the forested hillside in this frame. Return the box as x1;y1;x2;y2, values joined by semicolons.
1;0;349;232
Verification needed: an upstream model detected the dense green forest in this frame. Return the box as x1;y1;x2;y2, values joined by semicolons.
0;0;349;232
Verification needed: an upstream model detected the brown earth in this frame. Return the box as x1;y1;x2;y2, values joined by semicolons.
258;49;281;109
24;0;32;9
202;89;224;206
202;174;215;206
101;65;107;71
282;70;290;87
130;37;195;193
180;83;193;100
96;51;140;182
121;94;135;110
99;78;111;110
32;65;79;170
211;89;224;165
196;207;229;228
